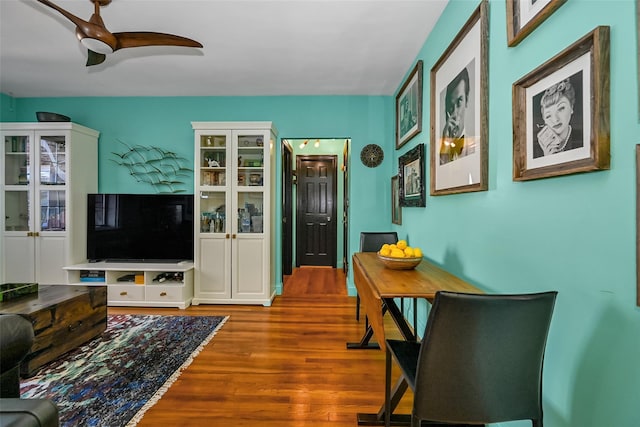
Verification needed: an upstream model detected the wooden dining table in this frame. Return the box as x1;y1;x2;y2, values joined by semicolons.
349;252;483;425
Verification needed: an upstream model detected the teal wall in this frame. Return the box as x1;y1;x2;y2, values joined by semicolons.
387;1;639;426
5;96;394;292
1;0;638;425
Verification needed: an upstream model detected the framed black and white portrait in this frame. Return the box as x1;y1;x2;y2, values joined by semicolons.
396;61;423;149
513;26;610;181
399;144;425;207
507;0;567;47
430;1;488;195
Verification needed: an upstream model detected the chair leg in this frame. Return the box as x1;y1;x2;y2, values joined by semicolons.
385;346;392;427
411;414;420;427
356;294;361;321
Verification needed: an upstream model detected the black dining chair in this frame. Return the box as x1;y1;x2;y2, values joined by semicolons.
384;290;557;427
357;232;398;321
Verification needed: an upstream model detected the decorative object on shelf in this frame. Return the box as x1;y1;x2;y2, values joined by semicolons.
506;0;567;47
391;175;402;225
377;253;422;270
512;26;610;181
430;0;488;196
399;144;425;207
36;111;70;122
396;60;423;149
35;0;202;67
110;140;193;193
360;144;384;168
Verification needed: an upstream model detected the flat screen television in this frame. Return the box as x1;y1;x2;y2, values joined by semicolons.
87;193;194;263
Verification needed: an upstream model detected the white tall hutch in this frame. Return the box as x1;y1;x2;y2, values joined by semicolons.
1;122;99;284
191;122;277;305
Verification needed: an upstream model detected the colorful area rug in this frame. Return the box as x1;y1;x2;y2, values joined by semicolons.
20;314;228;427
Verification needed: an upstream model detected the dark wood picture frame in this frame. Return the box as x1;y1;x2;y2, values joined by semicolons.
507;0;567;47
513;26;610;181
430;0;488;196
399;144;425;207
391;175;402;225
396;61;423;149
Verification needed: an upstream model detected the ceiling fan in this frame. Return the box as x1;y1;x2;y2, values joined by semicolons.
36;0;203;66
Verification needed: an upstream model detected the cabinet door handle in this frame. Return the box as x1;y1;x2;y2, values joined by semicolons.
232;234;237;239
27;231;34;237
225;233;230;239
160;292;167;297
120;291;128;296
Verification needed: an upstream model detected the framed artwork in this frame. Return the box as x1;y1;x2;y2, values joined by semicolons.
637;0;640;119
506;0;567;47
430;0;488;196
391;175;402;225
513;26;610;181
399;144;425;207
396;60;423;149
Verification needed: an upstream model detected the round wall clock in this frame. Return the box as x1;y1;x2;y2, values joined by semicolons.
360;144;384;168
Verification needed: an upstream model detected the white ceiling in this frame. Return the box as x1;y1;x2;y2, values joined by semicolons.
0;0;448;98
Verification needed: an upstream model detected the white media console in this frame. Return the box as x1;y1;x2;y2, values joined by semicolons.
64;261;194;309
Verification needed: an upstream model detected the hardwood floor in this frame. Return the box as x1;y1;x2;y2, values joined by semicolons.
108;267;412;426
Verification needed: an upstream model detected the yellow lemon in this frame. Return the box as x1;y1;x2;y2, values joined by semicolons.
404;247;414;258
389;244;397;250
379;247;391;257
390;248;405;258
413;247;422;258
396;240;408;250
380;243;390;252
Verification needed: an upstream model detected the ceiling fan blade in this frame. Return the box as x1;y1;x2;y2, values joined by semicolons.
86;49;106;67
113;32;203;50
36;0;93;34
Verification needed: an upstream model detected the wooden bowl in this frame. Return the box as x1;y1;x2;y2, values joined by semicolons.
377;253;422;270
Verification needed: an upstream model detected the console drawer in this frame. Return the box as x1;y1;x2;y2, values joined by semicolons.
108;284;144;302
146;285;185;302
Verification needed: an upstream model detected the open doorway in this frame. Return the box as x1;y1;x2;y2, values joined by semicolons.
281;139;350;285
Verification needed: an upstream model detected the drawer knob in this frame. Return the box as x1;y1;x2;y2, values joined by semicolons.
120;291;128;296
160;292;167;297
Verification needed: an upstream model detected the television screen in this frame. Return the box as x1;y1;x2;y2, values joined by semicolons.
87;194;194;262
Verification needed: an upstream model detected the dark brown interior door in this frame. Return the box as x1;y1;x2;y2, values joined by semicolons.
282;141;293;276
296;155;337;267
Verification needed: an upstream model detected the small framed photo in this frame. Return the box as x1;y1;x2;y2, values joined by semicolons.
507;0;567;47
396;60;423;149
399;144;425;207
512;26;610;181
391;175;402;225
430;1;488;196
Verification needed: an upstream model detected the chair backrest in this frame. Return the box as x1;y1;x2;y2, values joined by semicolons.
413;291;557;425
359;232;398;252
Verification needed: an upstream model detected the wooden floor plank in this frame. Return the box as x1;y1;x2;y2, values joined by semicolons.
108;268;413;426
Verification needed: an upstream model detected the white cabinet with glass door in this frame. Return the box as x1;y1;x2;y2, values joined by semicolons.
191;122;277;305
1;123;98;284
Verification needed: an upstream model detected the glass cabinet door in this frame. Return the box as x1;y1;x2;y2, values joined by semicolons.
237;192;264;234
236;134;265;188
199;134;227;187
3;133;32;232
38;135;67;232
199;191;227;234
